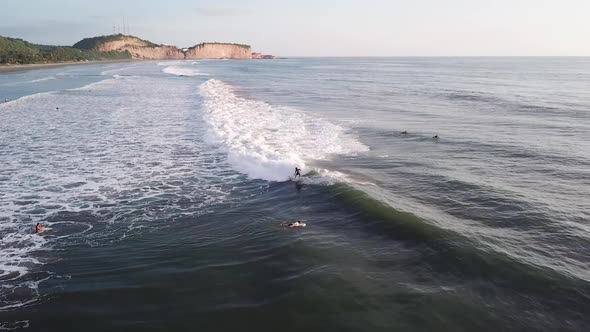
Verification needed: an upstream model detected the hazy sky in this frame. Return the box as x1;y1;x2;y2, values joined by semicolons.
1;0;589;56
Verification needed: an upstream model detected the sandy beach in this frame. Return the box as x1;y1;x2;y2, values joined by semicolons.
0;59;133;73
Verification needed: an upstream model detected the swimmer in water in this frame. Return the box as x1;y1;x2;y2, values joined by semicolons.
433;135;439;139
286;221;306;228
401;131;408;135
35;223;43;234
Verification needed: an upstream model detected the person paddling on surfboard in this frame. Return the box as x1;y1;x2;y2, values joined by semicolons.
287;221;306;228
294;167;302;178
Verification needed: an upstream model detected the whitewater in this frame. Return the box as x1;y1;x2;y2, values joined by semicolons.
199;79;368;181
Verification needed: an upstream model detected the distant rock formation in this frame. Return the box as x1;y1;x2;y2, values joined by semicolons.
185;43;251;59
252;53;275;59
73;34;271;60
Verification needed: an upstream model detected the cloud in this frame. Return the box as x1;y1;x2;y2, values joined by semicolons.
194;7;242;17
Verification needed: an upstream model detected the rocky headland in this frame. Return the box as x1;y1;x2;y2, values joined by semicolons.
185;43;251;59
74;34;271;60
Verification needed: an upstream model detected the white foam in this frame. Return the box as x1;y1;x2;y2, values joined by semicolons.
0;91;56;111
199;79;369;182
0;231;46;280
0;216;49;311
163;65;209;77
157;60;188;67
0;74;240;311
30;76;57;83
100;67;129;76
0;320;30;330
0;77;56;87
0;272;51;311
66;77;118;91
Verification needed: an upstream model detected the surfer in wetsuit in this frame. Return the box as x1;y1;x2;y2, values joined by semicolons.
294;167;302;178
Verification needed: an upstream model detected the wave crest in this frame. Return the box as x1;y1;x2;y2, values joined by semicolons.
163;66;209;77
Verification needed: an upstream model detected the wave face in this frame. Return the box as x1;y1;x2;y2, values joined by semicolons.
199;79;369;181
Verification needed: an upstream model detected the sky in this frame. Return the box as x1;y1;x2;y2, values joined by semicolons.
1;0;589;56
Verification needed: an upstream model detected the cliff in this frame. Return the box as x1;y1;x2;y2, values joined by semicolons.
74;35;183;60
71;34;270;60
185;43;252;59
120;45;184;60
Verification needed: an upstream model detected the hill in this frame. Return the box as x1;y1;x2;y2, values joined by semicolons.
73;34;184;60
73;34;159;50
0;36;131;65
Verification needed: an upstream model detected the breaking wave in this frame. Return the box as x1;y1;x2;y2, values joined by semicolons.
199;79;368;182
163;66;209;77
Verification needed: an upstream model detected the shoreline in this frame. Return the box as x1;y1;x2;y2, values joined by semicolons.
0;59;133;73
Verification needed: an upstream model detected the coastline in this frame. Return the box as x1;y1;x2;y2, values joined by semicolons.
0;59;133;73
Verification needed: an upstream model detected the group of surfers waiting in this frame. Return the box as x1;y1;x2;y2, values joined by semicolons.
401;131;439;139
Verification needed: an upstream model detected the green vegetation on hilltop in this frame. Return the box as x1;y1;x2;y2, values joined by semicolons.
190;42;251;49
73;34;159;50
0;36;131;65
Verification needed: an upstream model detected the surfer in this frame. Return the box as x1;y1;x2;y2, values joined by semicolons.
35;223;43;234
285;221;306;228
433;135;439;139
401;131;408;135
294;167;302;178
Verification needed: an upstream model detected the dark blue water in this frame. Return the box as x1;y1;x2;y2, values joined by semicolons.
1;58;589;331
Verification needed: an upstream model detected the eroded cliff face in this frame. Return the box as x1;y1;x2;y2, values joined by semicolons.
95;37;184;60
124;45;184;60
95;37;150;52
87;36;259;60
185;43;252;59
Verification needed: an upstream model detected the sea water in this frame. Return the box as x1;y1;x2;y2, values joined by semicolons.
0;58;589;331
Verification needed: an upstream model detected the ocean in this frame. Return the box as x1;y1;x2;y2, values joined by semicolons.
0;58;589;331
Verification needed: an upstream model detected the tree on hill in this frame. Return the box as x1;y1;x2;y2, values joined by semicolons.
0;35;131;64
73;34;159;50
